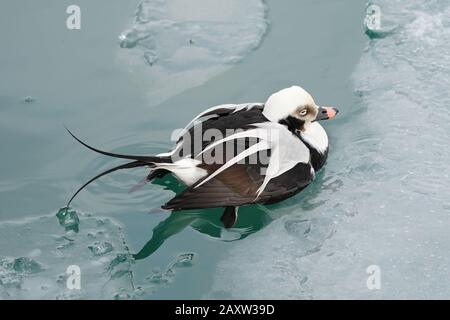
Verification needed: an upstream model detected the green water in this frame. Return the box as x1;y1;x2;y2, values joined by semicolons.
0;0;366;299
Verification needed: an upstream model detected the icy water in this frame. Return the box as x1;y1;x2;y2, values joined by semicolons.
1;0;449;299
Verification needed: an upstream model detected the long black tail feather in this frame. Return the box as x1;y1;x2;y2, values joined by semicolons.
66;160;146;208
64;126;170;163
64;126;174;209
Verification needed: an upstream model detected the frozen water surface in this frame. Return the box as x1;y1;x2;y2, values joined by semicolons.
0;210;200;299
0;212;134;299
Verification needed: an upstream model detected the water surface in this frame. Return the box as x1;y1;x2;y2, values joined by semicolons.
3;0;447;299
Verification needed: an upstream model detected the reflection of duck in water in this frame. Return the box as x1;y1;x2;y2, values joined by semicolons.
65;86;338;229
133;171;327;260
133;206;273;260
132;174;273;260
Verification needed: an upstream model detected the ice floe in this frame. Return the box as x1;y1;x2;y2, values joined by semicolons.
117;0;268;104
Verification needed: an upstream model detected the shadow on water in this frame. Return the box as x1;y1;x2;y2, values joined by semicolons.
132;170;328;261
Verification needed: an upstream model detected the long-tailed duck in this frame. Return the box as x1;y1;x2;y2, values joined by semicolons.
66;86;338;228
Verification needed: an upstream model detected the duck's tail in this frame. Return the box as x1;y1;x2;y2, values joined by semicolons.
65;126;171;163
64;127;171;208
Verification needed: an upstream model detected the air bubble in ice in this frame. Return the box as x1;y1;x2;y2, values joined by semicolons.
0;258;21;288
56;291;81;300
113;292;131;300
13;257;44;274
22;96;35;103
88;241;114;256
173;253;195;268
133;286;145;297
145;267;170;284
147;271;164;284
363;4;396;39
284;219;311;235
111;269;131;280
56;273;67;284
118;29;149;49
144;51;158;66
108;253;133;272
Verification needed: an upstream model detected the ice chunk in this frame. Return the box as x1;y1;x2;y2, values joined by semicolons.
363;3;396;39
0;212;133;299
117;0;268;105
0;258;21;289
113;292;132;300
172;253;195;268
13;257;44;274
56;207;80;233
1;209;200;299
88;241;114;256
146;268;167;284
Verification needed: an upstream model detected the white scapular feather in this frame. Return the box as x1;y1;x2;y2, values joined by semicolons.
196;126;268;158
194;122;311;196
195;140;271;189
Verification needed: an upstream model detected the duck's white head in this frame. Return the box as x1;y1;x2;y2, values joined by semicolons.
262;86;338;131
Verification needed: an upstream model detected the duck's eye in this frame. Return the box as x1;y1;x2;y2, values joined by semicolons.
299;109;308;116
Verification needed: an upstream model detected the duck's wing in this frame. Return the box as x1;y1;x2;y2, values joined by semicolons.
162;162;314;210
176;103;264;140
163;123;314;210
162;105;267;159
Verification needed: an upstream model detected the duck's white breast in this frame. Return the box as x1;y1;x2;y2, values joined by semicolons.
300;122;329;154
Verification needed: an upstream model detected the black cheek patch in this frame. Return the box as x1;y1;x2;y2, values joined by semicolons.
279;116;305;133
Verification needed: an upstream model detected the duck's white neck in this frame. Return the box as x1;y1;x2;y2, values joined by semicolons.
300;122;329;154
